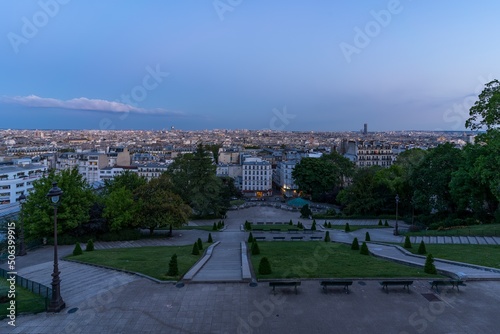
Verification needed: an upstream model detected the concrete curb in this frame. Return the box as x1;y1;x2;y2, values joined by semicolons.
241;241;251;281
183;241;221;281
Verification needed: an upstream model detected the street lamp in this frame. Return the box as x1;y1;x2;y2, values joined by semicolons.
17;193;27;256
394;194;400;236
46;182;65;312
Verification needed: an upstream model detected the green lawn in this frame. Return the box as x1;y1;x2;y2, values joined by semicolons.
250;242;443;279
230;200;246;206
326;225;392;232
0;280;47;318
248;224;303;231
66;245;206;280
405;244;500;269
175;225;218;231
406;224;500;237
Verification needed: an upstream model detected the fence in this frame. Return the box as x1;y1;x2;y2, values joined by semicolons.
0;268;51;309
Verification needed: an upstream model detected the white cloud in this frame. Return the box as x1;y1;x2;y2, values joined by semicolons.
0;95;183;116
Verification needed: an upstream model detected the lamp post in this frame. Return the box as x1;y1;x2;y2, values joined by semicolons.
17;193;27;256
394;194;400;236
46;182;65;312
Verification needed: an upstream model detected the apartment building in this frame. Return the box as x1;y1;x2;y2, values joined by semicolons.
273;160;298;197
0;163;48;205
356;141;393;167
136;162;172;181
241;157;272;197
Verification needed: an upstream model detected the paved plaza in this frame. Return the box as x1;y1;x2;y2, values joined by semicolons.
2;207;500;333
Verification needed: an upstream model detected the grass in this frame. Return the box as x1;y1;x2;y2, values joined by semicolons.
65;245;206;280
406;224;500;237
326;225;392;232
175;225;218;231
250;242;443;279
405;244;500;269
0;280;47;318
230;200;246;206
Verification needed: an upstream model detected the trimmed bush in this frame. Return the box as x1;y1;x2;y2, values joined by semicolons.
418;240;427;255
328;222;332;228
167;253;179;276
251;241;260;255
404;236;412;249
351;237;359;250
365;232;371;242
85;239;94;252
384;220;389;227
248;232;254;243
192;242;200;255
73;242;83;256
289;219;293;225
217;221;222;229
212;222;218;231
323;221;328;228
244;221;251;230
324;231;331;242
258;257;272;275
207;233;213;243
197;238;203;250
345;223;351;232
424;254;437;274
221;221;225;227
378;219;383;226
360;242;369;255
311;220;317;231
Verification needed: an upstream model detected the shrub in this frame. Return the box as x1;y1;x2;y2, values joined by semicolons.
85;239;94;252
207;233;213;243
323;221;328;228
167;253;179;276
73;242;83;256
345;223;351;232
212;222;218;231
351;237;359;250
418;240;427;255
378;219;383;226
424;254;437;274
248;232;254;243
197;238;203;250
289;219;293;225
365;232;371;241
360;242;369;255
192;242;200;255
328;222;332;228
221;221;225;227
251;240;260;255
384;220;389;227
244;221;251;230
258;257;272;275
311;220;317;231
404;236;412;249
324;231;331;242
217;221;222;229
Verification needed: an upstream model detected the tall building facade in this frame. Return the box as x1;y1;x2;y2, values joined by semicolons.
241;157;272;197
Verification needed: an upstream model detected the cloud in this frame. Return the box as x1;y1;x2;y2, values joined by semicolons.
0;95;183;116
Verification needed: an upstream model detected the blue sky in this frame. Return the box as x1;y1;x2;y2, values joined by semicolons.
1;0;499;131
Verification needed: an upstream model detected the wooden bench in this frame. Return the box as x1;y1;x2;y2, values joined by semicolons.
254;236;266;241
270;229;281;233
379;280;413;293
288;229;299;233
303;229;313;234
273;237;285;241
252;228;264;232
310;236;323;240
266;222;274;225
321;280;353;294
429;280;466;293
291;236;304;241
269;281;301;295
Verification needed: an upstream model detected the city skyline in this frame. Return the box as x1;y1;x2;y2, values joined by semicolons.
1;1;500;131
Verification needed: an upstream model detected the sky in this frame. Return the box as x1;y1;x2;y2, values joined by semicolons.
1;0;499;132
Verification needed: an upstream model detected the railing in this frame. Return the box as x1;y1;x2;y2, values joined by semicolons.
0;268;51;309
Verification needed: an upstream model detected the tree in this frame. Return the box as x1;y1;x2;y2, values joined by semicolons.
424;254;437;274
417;240;427;255
344;223;350;232
167;254;179;276
248;232;254;243
324;231;331;242
103;171;146;195
192;242;200;255
403;236;412;249
207;233;213;243
311;220;317;231
258;257;272;275
73;242;83;256
351;237;359;250
251;240;260;255
103;186;137;232
135;174;191;235
360;242;369;255
168;143;226;217
300;204;312;218
197;238;203;251
466;79;500;131
86;239;94;252
23;168;95;239
365;232;371;242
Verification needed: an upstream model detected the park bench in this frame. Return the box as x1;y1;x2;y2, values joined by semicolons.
254;236;266;241
310;236;323;240
257;222;264;225
429;280;466;293
288;229;299;233
379;280;413;293
270;229;281;233
275;222;283;225
291;236;304;241
303;229;313;234
253;228;264;232
266;222;273;225
273;237;286;241
269;281;301;295
320;280;353;294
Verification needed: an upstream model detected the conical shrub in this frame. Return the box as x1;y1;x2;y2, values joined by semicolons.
192;242;200;255
73;242;83;256
351;237;359;250
258;257;272;275
86;239;94;252
345;223;351;232
197;238;203;250
324;231;331;242
212;222;218;231
167;253;178;276
248;232;254;243
424;254;437;274
360;242;369;255
207;233;213;243
417;240;427;254
365;232;371;241
378;219;382;226
404;236;412;249
251;240;260;255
